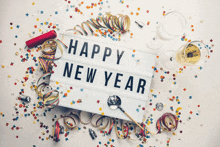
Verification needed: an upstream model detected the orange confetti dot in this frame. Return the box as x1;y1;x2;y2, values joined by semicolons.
191;25;194;27
153;108;156;111
152;66;154;69
49;23;52;26
34;25;37;28
91;6;93;8
137;7;140;10
130;12;133;15
64;93;67;96
130;33;133;35
81;1;84;4
156;55;159;58
133;50;136;52
192;29;194;31
190;111;193;114
94;3;97;6
155;70;158;73
91;13;93;15
136;13;139;16
80;12;83;14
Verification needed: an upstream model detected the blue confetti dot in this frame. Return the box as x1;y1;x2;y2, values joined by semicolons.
26;13;29;16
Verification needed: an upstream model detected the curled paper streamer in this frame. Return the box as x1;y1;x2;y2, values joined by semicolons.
156;113;178;134
38;39;67;73
35;39;67;110
35;72;59;110
67;12;130;36
53;111;144;142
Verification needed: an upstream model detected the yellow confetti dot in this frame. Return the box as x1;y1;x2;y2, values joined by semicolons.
23;83;26;86
8;75;11;78
56;81;59;85
0;112;3;115
46;137;49;140
101;112;104;115
179;71;181;73
150;89;153;93
33;121;36;124
70;102;73;105
184;38;187;41
99;108;102;111
39;29;42;32
109;139;112;141
36;18;39;21
67;90;70;93
2;65;5;68
32;2;35;5
10;27;13;29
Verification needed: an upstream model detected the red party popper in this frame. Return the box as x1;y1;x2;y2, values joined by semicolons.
25;30;57;48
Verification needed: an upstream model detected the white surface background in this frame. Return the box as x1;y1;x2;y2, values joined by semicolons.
0;0;220;147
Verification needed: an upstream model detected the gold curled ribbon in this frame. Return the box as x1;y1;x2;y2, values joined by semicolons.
35;72;59;110
66;12;130;36
38;39;67;73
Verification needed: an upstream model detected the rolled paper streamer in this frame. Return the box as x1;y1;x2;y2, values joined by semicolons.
53;121;61;142
26;30;57;48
